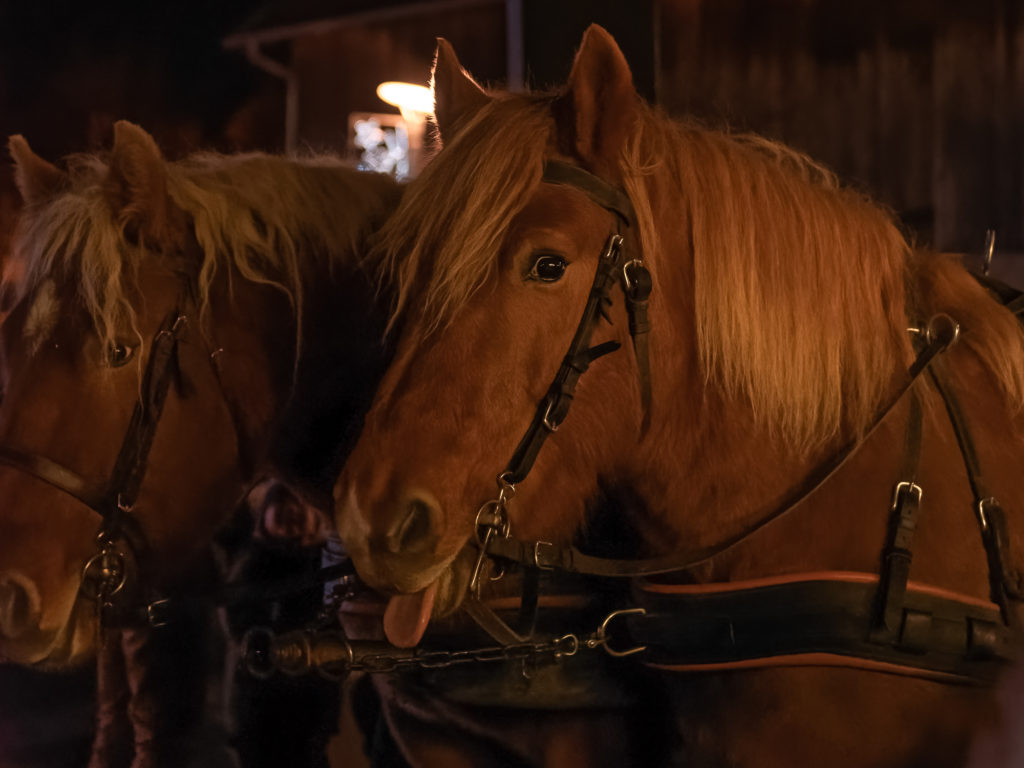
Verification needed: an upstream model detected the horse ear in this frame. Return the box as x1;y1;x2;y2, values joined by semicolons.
105;121;181;245
8;135;66;205
555;25;640;177
431;38;491;144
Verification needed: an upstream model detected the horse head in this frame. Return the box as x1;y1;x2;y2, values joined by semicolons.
335;27;663;646
0;123;399;665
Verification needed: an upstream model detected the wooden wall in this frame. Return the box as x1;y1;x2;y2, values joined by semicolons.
658;0;1024;263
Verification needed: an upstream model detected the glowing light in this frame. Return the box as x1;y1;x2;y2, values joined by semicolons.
376;81;434;117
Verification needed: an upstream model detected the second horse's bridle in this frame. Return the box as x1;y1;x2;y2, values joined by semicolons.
0;294;201;628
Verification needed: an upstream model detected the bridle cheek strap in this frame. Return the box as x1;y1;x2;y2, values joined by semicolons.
0;305;190;627
503;232;628;485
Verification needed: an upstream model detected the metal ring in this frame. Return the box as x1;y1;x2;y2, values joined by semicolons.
241;626;277;679
80;549;128;601
496;472;516;502
925;313;961;350
474;500;510;544
555;633;579;658
590;607;647;658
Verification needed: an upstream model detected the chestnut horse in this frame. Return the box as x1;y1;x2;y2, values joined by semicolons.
335;26;1024;767
0;123;399;764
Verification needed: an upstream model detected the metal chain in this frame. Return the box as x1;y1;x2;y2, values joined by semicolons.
341;633;579;676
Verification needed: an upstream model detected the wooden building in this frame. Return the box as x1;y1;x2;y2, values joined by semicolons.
225;0;1024;279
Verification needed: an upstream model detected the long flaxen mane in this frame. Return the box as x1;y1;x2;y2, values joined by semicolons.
3;151;394;350
375;94;1024;451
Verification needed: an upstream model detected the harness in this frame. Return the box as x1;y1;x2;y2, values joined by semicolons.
245;163;1023;689
459;160;1024;685
0;299;197;629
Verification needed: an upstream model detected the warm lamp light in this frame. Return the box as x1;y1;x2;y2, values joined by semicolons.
376;81;434;118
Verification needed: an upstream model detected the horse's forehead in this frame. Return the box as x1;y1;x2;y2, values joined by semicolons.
504;183;614;247
22;280;60;353
510;184;602;230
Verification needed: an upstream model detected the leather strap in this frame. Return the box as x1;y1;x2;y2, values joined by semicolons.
542;161;635;225
486;326;955;578
929;363;1023;620
503;235;627;485
872;390;924;639
0;446;107;511
631;573;1017;684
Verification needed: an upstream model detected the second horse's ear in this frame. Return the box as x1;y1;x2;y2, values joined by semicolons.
554;25;640;179
431;38;491;145
104;121;184;247
9;135;66;206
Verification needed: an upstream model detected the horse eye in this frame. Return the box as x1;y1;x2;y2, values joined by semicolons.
528;254;568;283
107;343;135;368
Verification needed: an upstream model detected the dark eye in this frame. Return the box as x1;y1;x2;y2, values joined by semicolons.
528;254;568;283
107;343;135;368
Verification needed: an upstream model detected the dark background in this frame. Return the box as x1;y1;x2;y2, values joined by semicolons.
0;0;1022;273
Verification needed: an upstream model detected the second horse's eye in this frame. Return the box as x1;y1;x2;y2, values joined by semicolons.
528;254;568;283
107;343;135;368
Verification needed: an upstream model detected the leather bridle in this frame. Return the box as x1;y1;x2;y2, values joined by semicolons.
467;160;652;595
0;298;193;629
462;158;1024;683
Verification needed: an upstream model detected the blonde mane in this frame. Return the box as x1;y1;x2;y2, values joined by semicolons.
4;151;398;349
375;96;1024;451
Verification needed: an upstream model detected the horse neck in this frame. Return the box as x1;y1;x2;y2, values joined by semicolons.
267;262;391;505
619;177;915;574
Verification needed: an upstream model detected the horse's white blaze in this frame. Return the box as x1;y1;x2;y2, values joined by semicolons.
23;280;58;353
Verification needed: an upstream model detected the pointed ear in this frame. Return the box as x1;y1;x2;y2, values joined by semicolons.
554;25;640;178
9;135;66;205
105;121;183;246
431;38;491;144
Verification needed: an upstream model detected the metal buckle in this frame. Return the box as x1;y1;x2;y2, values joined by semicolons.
146;598;171;628
977;497;998;531
622;258;645;292
585;607;647;658
891;481;923;510
532;541;557;571
600;234;624;263
542;398;561;432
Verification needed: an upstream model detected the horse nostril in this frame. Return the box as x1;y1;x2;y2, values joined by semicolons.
0;575;40;640
387;493;441;555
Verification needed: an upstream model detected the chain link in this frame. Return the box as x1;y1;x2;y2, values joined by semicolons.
339;633;579;675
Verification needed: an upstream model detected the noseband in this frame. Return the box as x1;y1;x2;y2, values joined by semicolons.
0;301;191;628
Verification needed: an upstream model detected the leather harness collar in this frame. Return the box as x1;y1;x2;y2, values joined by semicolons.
464;158;1024;684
